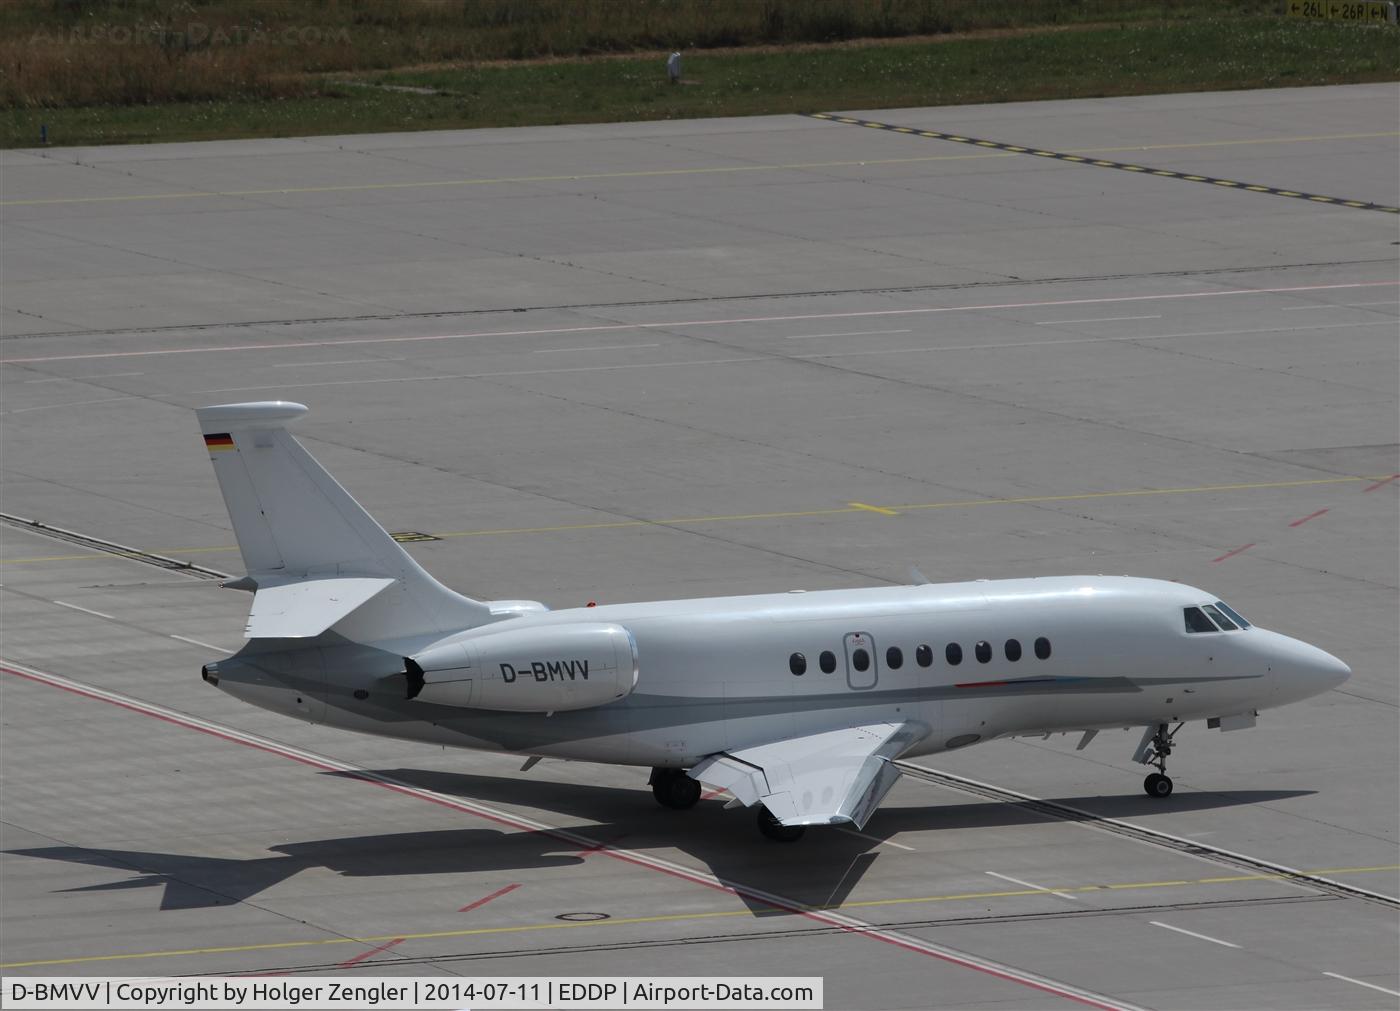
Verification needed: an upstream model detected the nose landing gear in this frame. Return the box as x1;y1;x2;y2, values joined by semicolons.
1137;722;1181;797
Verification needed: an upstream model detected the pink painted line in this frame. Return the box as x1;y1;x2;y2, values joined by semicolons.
0;660;1136;1011
2;280;1392;365
1211;543;1256;563
458;882;521;913
700;787;727;801
1363;474;1400;492
1288;508;1329;528
337;937;403;969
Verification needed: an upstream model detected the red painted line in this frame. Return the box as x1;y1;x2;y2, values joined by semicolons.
1;660;1135;1011
1288;508;1329;528
1211;543;1255;563
575;834;629;857
458;882;520;914
700;787;727;801
2;280;1392;365
1363;474;1400;492
337;937;403;969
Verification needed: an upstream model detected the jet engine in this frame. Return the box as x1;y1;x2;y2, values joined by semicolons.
405;622;637;713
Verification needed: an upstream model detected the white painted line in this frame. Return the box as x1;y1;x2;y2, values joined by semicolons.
899;761;1397;906
51;600;116;620
1149;921;1240;948
782;328;912;340
6;396;141;414
1283;301;1399;310
0;658;1145;1011
533;343;659;354
188;320;1395;397
169;634;229;652
835;826;916;851
1034;315;1161;325
1322;972;1400;997
22;372;144;383
273;358;403;368
986;870;1080;900
4;280;1393;365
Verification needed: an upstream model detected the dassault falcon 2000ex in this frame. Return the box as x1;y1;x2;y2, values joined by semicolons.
196;402;1350;841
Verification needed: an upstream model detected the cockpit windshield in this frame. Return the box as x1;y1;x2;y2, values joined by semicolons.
1202;604;1236;630
1184;606;1217;633
1184;602;1251;633
1214;600;1251;628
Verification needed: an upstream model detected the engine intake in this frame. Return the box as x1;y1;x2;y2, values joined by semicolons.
406;622;637;713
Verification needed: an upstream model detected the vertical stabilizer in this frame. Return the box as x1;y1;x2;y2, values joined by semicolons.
196;402;492;639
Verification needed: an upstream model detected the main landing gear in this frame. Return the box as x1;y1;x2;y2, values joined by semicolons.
1140;722;1181;798
649;767;702;810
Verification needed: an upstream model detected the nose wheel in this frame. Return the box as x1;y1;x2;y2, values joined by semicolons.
649;768;702;809
1139;722;1180;798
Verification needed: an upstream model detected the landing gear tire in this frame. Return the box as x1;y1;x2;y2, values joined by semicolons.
1139;722;1181;799
1144;772;1174;798
649;768;701;810
756;806;805;842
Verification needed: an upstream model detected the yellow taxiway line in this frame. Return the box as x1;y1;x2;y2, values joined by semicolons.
2;474;1386;565
3;132;1393;207
3;864;1395;970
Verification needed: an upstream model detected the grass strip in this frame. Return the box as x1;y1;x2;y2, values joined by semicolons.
4;19;1396;149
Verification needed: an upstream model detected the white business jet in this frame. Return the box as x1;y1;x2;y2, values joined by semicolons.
197;402;1350;841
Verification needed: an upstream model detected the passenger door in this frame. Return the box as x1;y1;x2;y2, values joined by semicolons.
844;631;878;690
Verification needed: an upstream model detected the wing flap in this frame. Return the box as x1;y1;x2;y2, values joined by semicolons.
245;576;395;638
690;722;917;829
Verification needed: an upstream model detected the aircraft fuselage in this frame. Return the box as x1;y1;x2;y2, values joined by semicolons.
207;574;1348;767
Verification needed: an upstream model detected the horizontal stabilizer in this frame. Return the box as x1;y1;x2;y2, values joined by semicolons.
690;722;917;829
245;576;395;639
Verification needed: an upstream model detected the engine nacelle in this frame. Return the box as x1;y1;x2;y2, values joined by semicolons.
406;622;637;713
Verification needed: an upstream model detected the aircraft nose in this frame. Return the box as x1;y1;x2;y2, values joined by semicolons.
1315;648;1351;688
1279;636;1350;693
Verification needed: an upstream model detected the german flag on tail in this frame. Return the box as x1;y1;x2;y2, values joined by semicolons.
204;432;235;452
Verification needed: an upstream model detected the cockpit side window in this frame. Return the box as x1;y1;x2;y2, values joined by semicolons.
1202;604;1237;630
1184;606;1218;633
1215;601;1251;628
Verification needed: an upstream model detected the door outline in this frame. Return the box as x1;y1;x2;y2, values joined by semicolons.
844;631;878;690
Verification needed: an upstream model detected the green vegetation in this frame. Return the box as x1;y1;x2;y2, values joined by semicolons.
2;1;1394;148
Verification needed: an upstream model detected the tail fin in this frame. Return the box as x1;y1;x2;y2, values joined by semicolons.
196;401;492;640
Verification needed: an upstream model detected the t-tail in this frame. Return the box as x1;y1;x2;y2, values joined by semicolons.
197;401;503;644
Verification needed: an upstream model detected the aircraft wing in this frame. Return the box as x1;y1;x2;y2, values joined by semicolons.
689;722;917;829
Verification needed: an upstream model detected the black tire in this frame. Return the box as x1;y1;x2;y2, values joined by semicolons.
651;769;701;809
756;806;806;842
1144;772;1174;798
